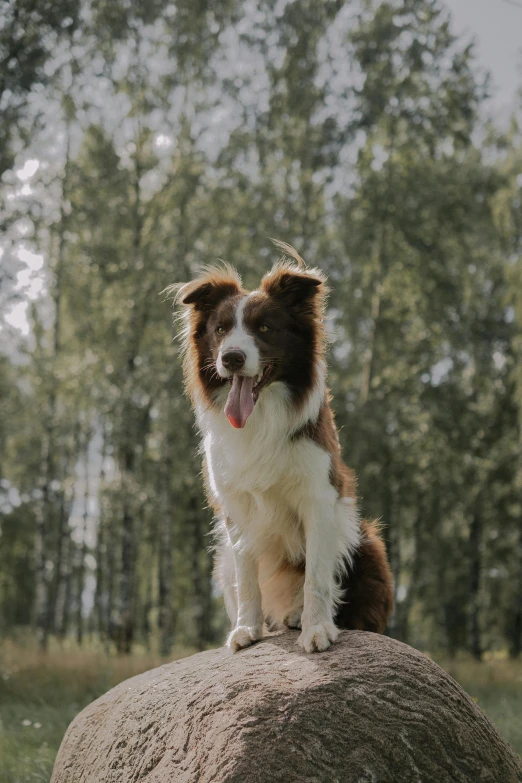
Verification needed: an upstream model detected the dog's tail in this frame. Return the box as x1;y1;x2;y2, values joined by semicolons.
335;520;394;634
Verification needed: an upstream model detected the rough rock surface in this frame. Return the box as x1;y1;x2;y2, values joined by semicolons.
51;631;522;783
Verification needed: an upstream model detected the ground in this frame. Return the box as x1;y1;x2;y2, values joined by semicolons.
0;637;521;783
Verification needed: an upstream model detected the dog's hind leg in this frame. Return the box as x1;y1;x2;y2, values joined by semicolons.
335;520;394;634
259;556;305;630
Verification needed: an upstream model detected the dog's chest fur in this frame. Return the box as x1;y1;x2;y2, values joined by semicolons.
199;382;337;564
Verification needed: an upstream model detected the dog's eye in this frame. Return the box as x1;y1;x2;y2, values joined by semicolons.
216;326;225;335
259;325;269;333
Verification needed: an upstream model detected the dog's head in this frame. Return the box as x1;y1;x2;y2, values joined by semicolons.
173;244;327;428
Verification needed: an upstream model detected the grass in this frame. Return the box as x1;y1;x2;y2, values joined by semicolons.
0;637;193;783
0;639;521;782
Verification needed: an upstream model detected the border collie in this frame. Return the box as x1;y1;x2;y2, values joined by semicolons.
172;242;393;653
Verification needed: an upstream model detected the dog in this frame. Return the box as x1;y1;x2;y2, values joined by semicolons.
172;242;393;653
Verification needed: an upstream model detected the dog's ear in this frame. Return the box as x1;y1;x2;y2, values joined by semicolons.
177;266;242;312
261;267;325;306
181;282;214;307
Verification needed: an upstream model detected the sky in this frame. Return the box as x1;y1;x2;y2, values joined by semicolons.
444;0;522;112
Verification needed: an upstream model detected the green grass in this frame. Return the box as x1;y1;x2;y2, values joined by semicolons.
0;638;192;783
0;640;521;782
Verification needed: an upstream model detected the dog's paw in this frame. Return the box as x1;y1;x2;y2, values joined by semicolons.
227;625;263;652
264;615;283;633
284;609;303;630
298;622;339;653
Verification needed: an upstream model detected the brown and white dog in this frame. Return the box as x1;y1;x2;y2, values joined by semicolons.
173;243;393;653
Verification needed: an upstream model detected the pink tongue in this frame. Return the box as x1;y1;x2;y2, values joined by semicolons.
224;375;255;429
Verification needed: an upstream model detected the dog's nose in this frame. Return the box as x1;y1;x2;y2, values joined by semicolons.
222;349;246;372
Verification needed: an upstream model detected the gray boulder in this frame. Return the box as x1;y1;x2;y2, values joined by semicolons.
51;631;522;782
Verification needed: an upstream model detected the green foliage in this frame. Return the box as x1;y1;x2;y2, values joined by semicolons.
0;0;80;177
0;0;521;666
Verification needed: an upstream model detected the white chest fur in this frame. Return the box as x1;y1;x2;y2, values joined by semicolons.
197;379;359;567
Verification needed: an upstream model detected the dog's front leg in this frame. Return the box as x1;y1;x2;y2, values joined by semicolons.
298;503;340;653
226;530;263;652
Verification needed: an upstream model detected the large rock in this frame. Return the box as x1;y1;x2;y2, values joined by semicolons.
51;631;522;783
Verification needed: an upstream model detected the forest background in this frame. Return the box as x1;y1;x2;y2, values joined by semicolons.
1;0;522;778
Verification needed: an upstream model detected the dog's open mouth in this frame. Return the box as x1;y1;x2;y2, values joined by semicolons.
224;365;273;429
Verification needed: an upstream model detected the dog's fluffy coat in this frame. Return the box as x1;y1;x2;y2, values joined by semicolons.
173;244;393;652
